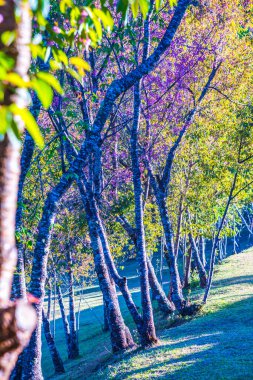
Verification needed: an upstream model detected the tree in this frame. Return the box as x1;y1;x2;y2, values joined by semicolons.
0;0;159;377
0;1;37;378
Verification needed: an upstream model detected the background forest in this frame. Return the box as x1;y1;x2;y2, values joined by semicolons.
0;0;253;379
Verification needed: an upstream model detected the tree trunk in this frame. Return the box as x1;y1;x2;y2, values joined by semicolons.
174;195;183;258
157;196;185;310
145;163;185;311
224;236;227;258
42;309;65;374
88;217;134;352
199;236;206;268
10;104;38;380
203;172;238;303
78;188;134;352
13;129;36;299
66;250;79;359
159;236;164;287
52;280;56;339
103;299;110;332
22;176;73;379
47;283;52;320
52;108;136;353
56;284;72;358
183;244;192;288
147;257;175;313
117;215;174;315
97;214;144;334
189;234;207;288
0;2;37;379
130;81;157;346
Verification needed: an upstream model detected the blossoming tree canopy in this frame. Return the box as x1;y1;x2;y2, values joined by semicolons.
1;0;253;379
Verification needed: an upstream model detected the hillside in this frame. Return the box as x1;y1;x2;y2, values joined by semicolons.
92;250;253;380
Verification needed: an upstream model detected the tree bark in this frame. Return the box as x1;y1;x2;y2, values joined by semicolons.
66;249;79;359
183;244;192;289
147;257;175;313
13;94;40;301
130;81;157;346
153;189;185;310
13;129;36;300
144;64;220;310
16;1;193;373
22;176;73;379
199;236;206;268
203;172;238;303
56;284;72;358
51;107;136;353
117;216;174;314
189;233;207;288
42;309;65;374
0;2;36;379
86;209;135;352
46;283;52;320
95;215;143;336
174;195;183;258
103;299;110;332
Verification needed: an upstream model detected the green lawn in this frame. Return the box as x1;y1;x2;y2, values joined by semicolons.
42;260;144;379
43;249;253;379
94;249;253;380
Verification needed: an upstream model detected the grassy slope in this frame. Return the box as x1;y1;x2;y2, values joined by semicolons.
93;249;253;380
42;260;144;379
43;249;253;379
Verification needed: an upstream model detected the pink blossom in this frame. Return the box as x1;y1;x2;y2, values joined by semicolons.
52;26;61;34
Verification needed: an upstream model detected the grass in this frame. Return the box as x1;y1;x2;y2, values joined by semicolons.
42;247;253;380
42;260;144;379
93;249;253;380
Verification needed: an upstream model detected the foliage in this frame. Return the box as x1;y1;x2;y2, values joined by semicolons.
0;0;161;145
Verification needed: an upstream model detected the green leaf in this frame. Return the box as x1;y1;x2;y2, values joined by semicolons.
155;0;162;11
93;17;103;40
139;0;149;18
169;0;177;7
69;57;91;72
1;31;16;47
49;59;63;71
88;29;98;46
30;44;45;60
70;6;81;26
0;107;10;135
10;119;21;141
52;48;68;66
117;0;129;20
9;105;44;148
36;72;64;95
131;0;139;19
93;9;114;31
155;0;175;11
0;82;4;102
31;78;53;109
5;73;29;88
0;52;15;70
60;0;73;12
66;68;83;84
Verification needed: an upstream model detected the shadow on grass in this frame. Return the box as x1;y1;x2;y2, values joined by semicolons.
106;295;253;380
43;284;143;378
212;274;253;287
44;249;253;379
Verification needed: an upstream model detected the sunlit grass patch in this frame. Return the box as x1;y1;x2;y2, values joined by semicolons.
92;250;253;380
